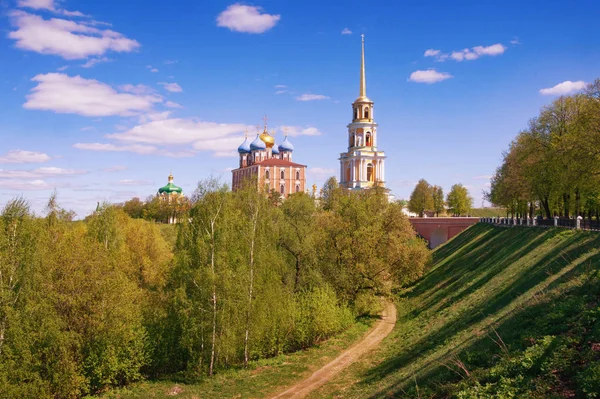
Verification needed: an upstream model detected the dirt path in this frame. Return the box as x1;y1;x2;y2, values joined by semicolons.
270;301;397;399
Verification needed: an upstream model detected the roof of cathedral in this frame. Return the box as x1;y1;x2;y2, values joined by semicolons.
278;136;294;152
258;158;306;168
250;134;266;151
159;174;183;194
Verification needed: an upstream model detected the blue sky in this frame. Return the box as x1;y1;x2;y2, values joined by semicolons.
1;0;599;217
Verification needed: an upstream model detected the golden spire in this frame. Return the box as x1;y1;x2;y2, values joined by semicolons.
360;34;366;99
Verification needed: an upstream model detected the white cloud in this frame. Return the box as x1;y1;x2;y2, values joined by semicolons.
138;111;172;124
472;43;506;56
539;80;586;96
17;0;55;10
426;43;506;62
81;56;111;68
473;175;493;180
119;83;155;95
165;100;183;108
408;69;453;84
341;28;352;35
24;73;162;117
73;142;158;154
216;4;280;34
296;93;330;101
118;179;153;186
150;68;158;73
102;165;127;172
103;118;255;157
164;60;178;65
0;179;60;191
80;126;95;131
159;82;183;92
510;37;521;45
275;90;288;95
57;65;69;71
307;167;336;178
108;118;247;145
278;125;322;137
0;150;51;164
9;11;140;60
274;84;287;88
0;167;87;178
17;0;88;17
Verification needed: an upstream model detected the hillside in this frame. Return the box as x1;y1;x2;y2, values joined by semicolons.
309;223;600;398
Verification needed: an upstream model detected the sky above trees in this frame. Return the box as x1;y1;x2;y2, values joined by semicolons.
1;0;599;217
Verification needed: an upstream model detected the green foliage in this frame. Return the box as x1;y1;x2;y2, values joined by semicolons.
408;179;434;217
353;292;384;316
312;224;600;398
432;185;445;217
488;80;600;218
0;181;430;397
446;183;473;216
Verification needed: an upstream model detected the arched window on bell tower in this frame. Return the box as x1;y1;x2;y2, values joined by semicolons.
367;163;374;182
366;132;372;147
354;108;358;120
350;132;355;147
364;106;369;119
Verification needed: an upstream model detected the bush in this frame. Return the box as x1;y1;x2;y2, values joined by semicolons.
353;292;383;317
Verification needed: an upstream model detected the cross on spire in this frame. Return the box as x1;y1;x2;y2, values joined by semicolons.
262;114;268;130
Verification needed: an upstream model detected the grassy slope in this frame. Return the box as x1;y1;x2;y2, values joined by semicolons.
309;223;600;398
101;318;374;399
468;207;505;218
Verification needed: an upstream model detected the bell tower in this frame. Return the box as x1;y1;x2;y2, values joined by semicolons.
339;35;386;189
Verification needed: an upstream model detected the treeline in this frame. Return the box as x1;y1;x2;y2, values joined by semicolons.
407;179;473;217
0;178;430;398
117;194;191;223
488;79;600;218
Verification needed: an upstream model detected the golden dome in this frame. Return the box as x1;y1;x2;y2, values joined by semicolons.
259;129;275;148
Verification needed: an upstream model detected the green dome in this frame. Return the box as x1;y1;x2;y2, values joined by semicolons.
159;174;183;194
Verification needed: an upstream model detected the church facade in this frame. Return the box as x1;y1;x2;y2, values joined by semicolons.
339;36;386;190
232;124;307;197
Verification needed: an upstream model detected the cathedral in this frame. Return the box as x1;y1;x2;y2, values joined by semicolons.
232;122;307;197
339;35;386;190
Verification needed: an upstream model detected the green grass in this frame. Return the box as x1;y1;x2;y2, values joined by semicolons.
308;223;600;398
468;207;505;217
100;317;374;399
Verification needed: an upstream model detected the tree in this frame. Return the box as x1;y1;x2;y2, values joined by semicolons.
279;193;317;292
432;185;445;217
408;179;433;217
446;184;473;216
